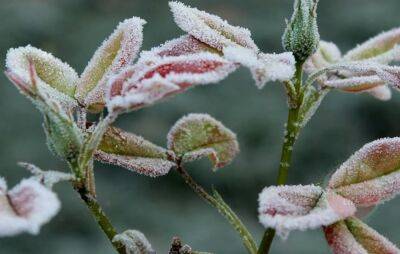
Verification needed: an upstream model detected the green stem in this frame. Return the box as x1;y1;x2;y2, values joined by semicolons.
257;62;304;254
176;165;258;254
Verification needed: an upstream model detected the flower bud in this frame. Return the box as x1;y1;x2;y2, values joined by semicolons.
282;0;320;62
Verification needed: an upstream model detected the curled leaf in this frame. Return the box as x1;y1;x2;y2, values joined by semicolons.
5;45;78;107
169;1;258;51
113;230;155;254
18;162;74;188
258;185;356;238
344;27;400;63
76;17;146;112
0;177;60;237
329;137;400;207
167;113;239;170
223;46;295;88
106;52;236;113
324;217;399;254
95;126;175;177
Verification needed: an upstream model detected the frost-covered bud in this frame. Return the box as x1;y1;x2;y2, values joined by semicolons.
0;177;60;237
282;0;320;62
113;230;155;254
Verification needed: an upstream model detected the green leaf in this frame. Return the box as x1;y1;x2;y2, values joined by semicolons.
167;113;239;170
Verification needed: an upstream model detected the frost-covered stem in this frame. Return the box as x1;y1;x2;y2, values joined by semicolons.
74;181;126;254
176;164;257;254
258;61;304;254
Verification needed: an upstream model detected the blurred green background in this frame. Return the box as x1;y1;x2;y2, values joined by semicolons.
1;0;400;253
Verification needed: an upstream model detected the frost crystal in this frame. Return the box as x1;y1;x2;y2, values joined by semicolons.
106;52;236;112
169;1;258;51
258;185;356;238
328;137;400;207
0;178;60;237
113;230;155;254
5;45;78;107
167;113;239;170
324;217;399;254
224;46;295;88
75;17;146;112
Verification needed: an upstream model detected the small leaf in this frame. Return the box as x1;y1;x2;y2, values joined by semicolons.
167;113;239;170
344;27;400;63
5;45;78;107
324;217;399;254
0;177;60;237
106;52;237;113
328;137;400;207
18;162;74;188
75;17;146;112
95;126;175;177
305;41;342;72
366;86;392;101
258;185;356;238
223;46;295;88
298;86;329;128
169;1;258;51
112;230;155;254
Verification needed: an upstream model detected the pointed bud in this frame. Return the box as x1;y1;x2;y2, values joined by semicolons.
282;0;320;62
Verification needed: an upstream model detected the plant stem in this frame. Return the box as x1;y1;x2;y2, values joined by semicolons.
257;62;304;254
74;182;126;254
176;164;258;254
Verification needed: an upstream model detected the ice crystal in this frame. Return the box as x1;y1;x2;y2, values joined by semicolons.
324;217;399;254
169;1;258;51
0;178;60;237
113;230;155;254
106;52;236;112
223;46;296;88
258;185;356;238
76;17;146;112
167;113;239;170
328;137;400;207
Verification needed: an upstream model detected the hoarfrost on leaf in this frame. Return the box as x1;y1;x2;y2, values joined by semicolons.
18;162;74;188
169;1;258;51
167;113;239;170
328;137;400;207
258;185;356;239
75;17;146;112
0;177;60;237
324;217;399;254
113;230;155;254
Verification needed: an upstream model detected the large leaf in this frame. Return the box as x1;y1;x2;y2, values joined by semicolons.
95;126;175;177
167;113;239;170
258;185;356;238
328;137;400;207
75;17;146;112
324;217;399;254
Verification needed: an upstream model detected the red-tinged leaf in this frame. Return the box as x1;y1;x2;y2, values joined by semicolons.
258;185;356;238
106;52;236;112
169;1;258;51
75;17;146;112
167;114;239;170
324;217;399;254
329;137;400;207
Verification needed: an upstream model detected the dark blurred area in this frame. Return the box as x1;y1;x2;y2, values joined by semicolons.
1;0;400;253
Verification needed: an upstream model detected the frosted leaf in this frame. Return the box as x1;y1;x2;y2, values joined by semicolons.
142;35;217;58
75;17;146;112
167;113;239;170
0;178;60;237
113;230;155;254
169;1;258;51
324;76;384;92
329;137;400;207
298;86;329;128
5;45;78;107
324;217;399;254
305;41;342;72
18;162;73;188
223;46;295;88
366;86;392;101
107;52;236;112
344;27;400;63
95;151;175;177
258;185;356;239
